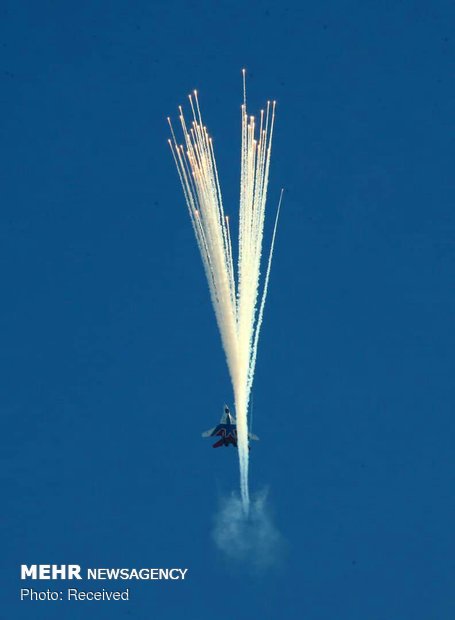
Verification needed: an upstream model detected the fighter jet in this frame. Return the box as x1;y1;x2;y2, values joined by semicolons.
202;405;259;448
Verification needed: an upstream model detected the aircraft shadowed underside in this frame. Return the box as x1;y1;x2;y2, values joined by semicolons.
202;405;259;448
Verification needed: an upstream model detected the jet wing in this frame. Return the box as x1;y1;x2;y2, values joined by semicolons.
248;432;259;441
202;425;220;437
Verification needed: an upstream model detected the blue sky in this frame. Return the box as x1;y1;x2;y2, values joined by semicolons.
2;1;454;618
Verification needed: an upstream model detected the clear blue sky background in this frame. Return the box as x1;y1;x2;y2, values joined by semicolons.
2;1;454;618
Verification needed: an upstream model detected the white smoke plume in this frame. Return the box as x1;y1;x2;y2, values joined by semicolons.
168;71;281;512
212;490;285;570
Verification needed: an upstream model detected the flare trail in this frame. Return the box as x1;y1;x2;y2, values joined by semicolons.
168;72;280;511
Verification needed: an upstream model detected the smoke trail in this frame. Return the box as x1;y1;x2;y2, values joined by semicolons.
213;490;284;570
168;72;279;512
247;189;283;397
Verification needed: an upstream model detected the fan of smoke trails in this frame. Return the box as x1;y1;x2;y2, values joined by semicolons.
168;75;279;513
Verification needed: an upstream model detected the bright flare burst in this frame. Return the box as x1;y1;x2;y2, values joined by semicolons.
168;71;281;512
